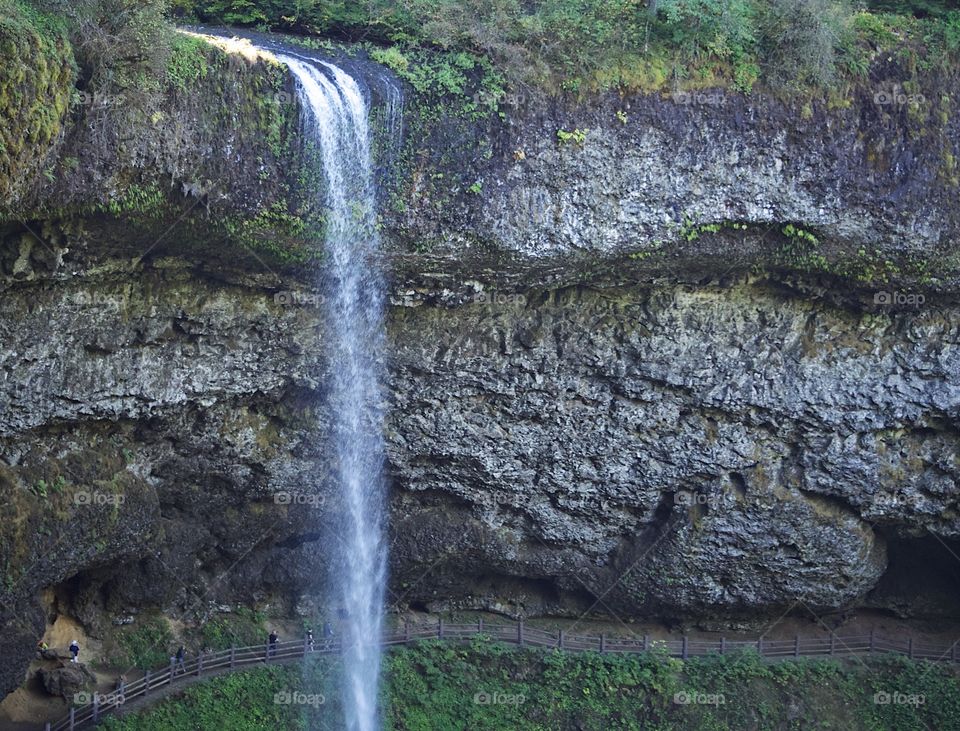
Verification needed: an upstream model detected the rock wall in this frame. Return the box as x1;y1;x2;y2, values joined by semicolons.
1;28;959;699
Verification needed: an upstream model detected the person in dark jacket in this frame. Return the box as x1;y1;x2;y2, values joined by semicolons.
69;640;80;664
306;629;315;652
268;630;278;657
175;646;186;674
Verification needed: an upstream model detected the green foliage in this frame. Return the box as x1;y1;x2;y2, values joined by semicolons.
116;616;173;670
556;128;588;146
166;32;211;90
197;606;267;650
678;219;749;242
99;664;305;731
100;642;960;731
782;222;819;245
370;44;505;120
758;0;853;89
104;183;167;219
36;0;172;94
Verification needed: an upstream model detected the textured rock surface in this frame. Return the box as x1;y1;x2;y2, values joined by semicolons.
38;664;96;700
2;30;960;702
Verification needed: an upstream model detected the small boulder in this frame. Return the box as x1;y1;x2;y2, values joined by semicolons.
38;663;96;699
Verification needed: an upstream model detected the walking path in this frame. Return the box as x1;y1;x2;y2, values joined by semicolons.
45;619;960;730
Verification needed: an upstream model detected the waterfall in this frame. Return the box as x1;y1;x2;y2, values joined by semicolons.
278;53;389;731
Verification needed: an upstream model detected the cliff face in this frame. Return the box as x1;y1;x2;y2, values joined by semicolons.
1;27;959;698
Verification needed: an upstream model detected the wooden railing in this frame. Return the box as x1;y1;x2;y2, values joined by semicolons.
45;620;960;730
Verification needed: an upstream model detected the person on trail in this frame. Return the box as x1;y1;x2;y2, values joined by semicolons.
175;646;186;674
268;630;278;657
115;674;126;699
306;629;315;652
69;640;80;663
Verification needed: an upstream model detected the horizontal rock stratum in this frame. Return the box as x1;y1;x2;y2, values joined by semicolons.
1;24;959;701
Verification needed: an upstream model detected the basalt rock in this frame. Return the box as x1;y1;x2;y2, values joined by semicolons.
1;26;960;704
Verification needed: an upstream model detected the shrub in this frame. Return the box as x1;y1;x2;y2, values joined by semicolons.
758;0;854;89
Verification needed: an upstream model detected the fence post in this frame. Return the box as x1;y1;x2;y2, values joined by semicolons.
198;651;204;676
69;707;75;731
170;656;176;680
558;629;564;649
144;669;151;695
438;617;444;639
682;636;688;660
643;634;649;652
518;620;524;646
908;638;914;660
478;617;484;634
829;635;835;656
599;633;606;654
870;629;875;654
265;641;271;662
230;647;236;669
404;621;410;643
795;635;800;658
93;694;99;722
45;723;51;731
720;637;726;655
757;637;763;656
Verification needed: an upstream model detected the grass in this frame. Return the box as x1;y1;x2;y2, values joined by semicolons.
96;639;960;730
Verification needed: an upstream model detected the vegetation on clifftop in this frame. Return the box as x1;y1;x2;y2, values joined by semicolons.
172;0;960;95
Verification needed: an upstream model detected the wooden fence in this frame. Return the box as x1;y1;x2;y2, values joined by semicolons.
46;619;960;730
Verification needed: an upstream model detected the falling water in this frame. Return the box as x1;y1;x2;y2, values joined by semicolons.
278;53;389;731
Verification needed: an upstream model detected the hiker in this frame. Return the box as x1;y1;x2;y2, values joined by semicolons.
115;674;126;699
306;629;315;652
175;645;186;674
268;630;278;657
69;640;80;663
322;621;333;638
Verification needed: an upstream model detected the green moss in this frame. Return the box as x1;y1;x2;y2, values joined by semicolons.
222;201;322;264
0;0;75;205
166;33;211;91
103;183;168;219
